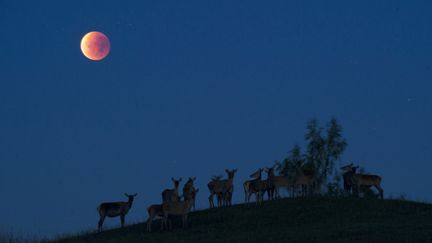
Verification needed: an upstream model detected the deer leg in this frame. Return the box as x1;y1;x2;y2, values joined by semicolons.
216;193;221;207
120;214;125;228
247;191;253;207
146;218;151;232
256;191;261;206
98;215;105;232
375;184;384;199
208;193;214;208
146;214;154;232
162;214;167;231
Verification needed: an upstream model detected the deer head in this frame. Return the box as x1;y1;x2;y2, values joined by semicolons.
124;193;138;202
186;177;196;184
225;169;238;179
171;177;182;188
250;168;263;178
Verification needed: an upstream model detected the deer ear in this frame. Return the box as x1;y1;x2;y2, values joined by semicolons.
124;193;129;197
133;193;138;197
225;169;229;173
171;177;175;182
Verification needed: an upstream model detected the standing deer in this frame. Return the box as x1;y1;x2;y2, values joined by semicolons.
207;175;223;207
341;163;355;193
292;167;316;197
264;167;276;200
146;204;164;232
162;188;199;230
246;169;272;206
182;177;198;211
341;163;384;199
243;168;263;203
266;167;293;199
162;177;182;202
248;181;265;206
207;169;237;208
97;193;137;232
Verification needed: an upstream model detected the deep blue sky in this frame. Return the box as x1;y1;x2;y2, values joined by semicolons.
1;0;431;237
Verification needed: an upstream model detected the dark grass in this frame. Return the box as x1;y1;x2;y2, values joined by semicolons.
50;197;432;243
0;233;43;243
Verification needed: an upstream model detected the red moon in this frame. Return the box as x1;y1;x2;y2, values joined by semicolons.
80;31;110;61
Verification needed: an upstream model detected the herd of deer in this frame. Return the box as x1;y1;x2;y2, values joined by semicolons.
96;163;383;232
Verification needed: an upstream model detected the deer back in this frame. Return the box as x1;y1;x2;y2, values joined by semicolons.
353;174;381;186
98;201;129;217
249;178;267;192
147;204;164;218
162;200;194;216
271;175;293;187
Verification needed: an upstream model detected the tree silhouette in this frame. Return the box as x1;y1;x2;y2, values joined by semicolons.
278;118;347;194
278;144;304;179
305;117;347;192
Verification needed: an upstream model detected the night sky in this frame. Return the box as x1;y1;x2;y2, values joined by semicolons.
1;0;431;237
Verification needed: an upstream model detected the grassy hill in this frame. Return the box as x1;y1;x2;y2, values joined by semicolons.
50;197;432;243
